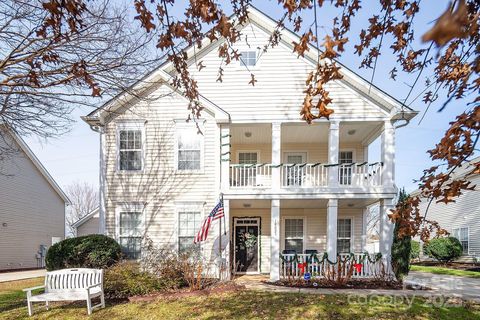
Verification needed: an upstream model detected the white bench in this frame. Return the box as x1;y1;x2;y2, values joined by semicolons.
23;268;105;316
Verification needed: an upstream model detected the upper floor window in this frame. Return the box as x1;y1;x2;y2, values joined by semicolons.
176;125;203;171
452;227;469;254
337;218;352;253
117;204;144;260
117;122;145;171
240;51;257;67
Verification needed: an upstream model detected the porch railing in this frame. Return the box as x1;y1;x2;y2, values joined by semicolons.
229;164;272;188
228;162;383;189
280;253;388;279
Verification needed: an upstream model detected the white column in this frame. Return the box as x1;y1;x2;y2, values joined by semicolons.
326;199;338;261
271;123;282;191
270;199;280;281
222;199;231;280
220;126;230;192
379;198;395;257
362;208;368;252
99;129;106;235
328;121;340;187
381;120;395;187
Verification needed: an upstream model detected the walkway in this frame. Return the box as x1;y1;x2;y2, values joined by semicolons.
0;269;45;282
234;273;480;302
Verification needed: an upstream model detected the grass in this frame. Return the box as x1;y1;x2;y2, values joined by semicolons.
1;277;480;320
411;265;480;279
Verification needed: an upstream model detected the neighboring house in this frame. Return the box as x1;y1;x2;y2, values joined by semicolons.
82;7;417;280
72;207;100;237
413;156;480;262
0;126;69;270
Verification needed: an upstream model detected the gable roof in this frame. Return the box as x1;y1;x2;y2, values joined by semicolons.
2;126;70;204
83;5;417;126
72;207;99;229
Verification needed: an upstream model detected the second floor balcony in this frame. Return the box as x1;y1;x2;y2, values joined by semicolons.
220;120;395;196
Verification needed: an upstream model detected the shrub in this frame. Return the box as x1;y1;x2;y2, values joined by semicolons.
104;261;163;299
46;234;122;271
423;237;463;263
410;241;421;261
391;189;412;281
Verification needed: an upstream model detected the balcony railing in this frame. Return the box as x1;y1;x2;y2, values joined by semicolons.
280;253;388;279
229;162;383;189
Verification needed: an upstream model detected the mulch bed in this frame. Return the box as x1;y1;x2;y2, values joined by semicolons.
128;281;246;302
271;279;421;290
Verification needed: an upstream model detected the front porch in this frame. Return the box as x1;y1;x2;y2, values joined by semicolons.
226;198;394;281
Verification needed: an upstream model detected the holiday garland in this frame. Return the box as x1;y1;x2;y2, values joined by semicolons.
279;252;383;266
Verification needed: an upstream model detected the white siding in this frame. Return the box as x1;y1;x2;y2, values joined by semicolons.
186;23;389;122
0;130;65;270
76;213;100;237
418;174;480;256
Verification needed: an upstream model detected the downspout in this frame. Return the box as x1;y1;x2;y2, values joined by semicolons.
88;123;106;235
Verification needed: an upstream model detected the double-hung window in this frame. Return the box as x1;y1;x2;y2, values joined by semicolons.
284;218;304;253
240;51;257;67
452;227;469;254
176;125;203;171
178;209;202;253
118;205;143;259
117;122;144;171
337;218;352;253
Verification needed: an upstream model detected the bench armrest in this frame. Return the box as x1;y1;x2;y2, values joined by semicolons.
22;285;45;292
86;283;102;292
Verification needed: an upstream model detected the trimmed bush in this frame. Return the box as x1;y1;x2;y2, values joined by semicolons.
423;237;463;263
410;240;421;261
391;189;412;281
45;234;122;271
104;262;163;299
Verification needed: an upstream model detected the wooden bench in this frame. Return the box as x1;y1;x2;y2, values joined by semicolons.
23;268;105;316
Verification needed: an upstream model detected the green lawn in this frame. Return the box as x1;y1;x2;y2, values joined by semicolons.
2;277;480;320
411;265;480;279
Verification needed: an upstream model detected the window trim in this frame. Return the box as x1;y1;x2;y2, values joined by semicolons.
452;226;470;255
337;217;354;253
175;202;205;254
238;50;259;68
115;203;145;260
174;123;205;173
282;216;307;253
236;150;261;164
116;121;146;173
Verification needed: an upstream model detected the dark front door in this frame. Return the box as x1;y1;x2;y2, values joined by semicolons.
234;224;259;273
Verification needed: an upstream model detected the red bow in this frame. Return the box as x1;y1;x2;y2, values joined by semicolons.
298;262;307;274
353;263;363;273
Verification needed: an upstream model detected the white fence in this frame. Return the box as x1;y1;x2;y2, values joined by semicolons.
229;164;272;188
280;253;388;279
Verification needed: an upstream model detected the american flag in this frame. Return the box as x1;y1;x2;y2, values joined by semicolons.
194;199;224;243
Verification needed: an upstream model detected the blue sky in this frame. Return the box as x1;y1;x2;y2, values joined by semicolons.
24;0;466;193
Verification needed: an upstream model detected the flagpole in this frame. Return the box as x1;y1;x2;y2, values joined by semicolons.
218;193;223;280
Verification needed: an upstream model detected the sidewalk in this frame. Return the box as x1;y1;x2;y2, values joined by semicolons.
0;269;45;282
234;274;480;302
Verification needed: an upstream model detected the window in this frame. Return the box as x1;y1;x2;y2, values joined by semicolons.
285;218;304;253
117;122;144;171
118;208;143;259
453;227;469;254
240;51;257;67
238;152;258;186
238;152;258;164
178;211;202;253
284;153;307;186
177;126;203;171
339;151;354;185
337;218;352;253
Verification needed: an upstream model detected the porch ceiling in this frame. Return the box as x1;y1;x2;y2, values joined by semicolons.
230;198;380;209
230;121;383;145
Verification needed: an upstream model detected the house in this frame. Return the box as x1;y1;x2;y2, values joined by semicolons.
82;7;417;280
413;156;480;262
72;207;101;237
0;125;69;270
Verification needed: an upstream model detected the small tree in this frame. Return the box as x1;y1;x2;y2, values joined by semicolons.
410;241;421;262
424;237;463;264
65;181;99;237
391;189;412;281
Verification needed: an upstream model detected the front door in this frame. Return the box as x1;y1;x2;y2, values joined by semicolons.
284;152;307;186
234;218;260;273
